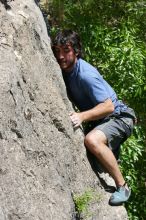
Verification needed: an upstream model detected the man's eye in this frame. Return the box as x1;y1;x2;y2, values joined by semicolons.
54;49;60;53
64;48;70;52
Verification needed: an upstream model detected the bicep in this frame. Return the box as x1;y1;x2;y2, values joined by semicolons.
81;73;110;105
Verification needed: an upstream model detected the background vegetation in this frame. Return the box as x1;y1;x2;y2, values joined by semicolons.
40;1;146;219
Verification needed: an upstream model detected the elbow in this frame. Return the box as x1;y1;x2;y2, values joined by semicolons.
106;99;115;114
110;104;115;114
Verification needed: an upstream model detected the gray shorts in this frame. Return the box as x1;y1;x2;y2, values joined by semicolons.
94;116;134;158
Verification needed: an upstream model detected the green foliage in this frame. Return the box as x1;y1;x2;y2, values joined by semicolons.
48;0;146;119
73;189;101;217
120;126;146;220
59;0;146;118
39;0;65;26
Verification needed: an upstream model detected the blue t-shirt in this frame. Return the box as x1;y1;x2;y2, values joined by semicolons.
63;58;127;116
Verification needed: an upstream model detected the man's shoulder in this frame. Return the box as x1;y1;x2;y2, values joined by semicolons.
78;58;97;71
78;58;100;80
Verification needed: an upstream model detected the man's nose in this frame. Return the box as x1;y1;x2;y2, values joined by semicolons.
58;51;65;59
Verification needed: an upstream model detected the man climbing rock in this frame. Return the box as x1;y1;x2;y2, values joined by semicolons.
51;29;136;206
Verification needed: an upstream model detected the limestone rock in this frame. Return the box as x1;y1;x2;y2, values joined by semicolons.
0;0;128;219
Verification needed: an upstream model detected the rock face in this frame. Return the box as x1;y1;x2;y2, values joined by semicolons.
0;1;128;219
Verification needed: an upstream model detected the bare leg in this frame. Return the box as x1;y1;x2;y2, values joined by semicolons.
84;129;125;187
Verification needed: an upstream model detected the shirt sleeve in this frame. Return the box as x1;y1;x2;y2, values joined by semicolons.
80;71;110;106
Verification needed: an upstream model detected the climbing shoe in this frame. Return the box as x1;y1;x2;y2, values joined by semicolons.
109;183;131;206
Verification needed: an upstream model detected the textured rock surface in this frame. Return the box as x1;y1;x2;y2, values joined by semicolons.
0;0;128;219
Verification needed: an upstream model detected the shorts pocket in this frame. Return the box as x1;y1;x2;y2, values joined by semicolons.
120;117;134;137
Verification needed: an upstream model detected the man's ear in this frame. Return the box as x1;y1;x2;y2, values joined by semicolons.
74;49;79;57
74;48;79;56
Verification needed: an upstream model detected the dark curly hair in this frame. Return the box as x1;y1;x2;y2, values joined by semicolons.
51;29;83;58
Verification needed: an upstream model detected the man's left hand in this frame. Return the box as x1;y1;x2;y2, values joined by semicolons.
69;112;83;128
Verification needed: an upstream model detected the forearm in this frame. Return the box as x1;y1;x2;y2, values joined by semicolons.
69;99;114;128
80;99;114;122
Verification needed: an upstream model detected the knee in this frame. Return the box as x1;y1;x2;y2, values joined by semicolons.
84;133;99;153
84;133;95;147
84;131;106;155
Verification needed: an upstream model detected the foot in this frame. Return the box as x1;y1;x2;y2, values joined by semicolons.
109;183;131;206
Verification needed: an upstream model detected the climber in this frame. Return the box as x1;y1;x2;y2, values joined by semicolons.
51;29;136;206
